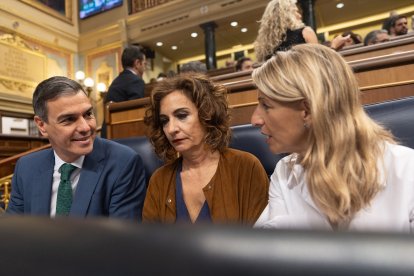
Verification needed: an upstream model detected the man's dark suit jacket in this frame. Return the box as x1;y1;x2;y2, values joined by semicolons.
106;69;145;102
102;69;145;138
6;137;146;221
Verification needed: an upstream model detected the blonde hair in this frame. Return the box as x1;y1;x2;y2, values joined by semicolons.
254;0;304;62
252;44;394;226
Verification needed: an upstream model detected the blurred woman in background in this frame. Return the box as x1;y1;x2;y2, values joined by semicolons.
254;0;318;62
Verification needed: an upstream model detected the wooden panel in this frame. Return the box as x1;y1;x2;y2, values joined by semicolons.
227;89;257;106
355;63;414;87
0;135;49;160
211;70;252;85
351;50;414;88
208;66;236;77
111;121;147;139
360;82;414;105
111;108;147;122
229;105;257;126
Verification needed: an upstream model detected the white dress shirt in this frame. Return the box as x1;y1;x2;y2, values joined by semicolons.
255;142;414;233
50;152;84;217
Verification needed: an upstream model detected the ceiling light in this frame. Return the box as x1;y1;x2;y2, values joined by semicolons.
336;2;344;8
171;45;178;50
230;21;238;27
191;32;198;38
75;70;85;81
97;82;107;93
84;77;94;88
156;42;163;46
241;27;248;32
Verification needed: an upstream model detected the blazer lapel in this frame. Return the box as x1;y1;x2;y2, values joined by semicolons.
70;138;105;216
31;150;54;215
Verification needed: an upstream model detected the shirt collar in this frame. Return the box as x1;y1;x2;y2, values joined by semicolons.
53;151;85;170
126;68;137;75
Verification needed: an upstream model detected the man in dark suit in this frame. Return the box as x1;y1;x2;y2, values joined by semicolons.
106;45;147;102
7;76;146;220
101;45;147;138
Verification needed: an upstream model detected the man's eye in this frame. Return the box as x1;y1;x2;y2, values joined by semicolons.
61;117;75;124
85;111;94;118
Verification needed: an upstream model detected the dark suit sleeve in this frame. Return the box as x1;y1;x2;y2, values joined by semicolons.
109;152;146;221
6;160;24;214
126;77;145;100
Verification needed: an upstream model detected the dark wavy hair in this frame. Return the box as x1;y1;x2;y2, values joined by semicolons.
144;73;231;162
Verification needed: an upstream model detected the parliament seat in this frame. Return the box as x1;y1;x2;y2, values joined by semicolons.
113;97;414;182
229;124;286;176
364;96;414;149
112;136;163;185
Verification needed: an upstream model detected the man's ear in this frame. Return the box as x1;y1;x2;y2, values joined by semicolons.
34;115;48;137
134;59;141;68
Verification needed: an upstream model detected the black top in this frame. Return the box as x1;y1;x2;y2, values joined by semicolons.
266;27;306;60
175;161;212;224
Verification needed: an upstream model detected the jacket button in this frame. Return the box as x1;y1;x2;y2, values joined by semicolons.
167;198;172;204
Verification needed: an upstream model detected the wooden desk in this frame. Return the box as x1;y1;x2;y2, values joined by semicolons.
341;34;414;62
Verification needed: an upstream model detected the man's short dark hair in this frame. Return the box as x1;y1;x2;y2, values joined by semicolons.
382;17;393;34
180;61;207;74
121;45;145;69
364;30;388;46
33;76;85;122
235;57;252;71
391;15;407;27
382;15;407;34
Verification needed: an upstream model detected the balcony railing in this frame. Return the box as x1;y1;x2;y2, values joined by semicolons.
131;0;174;13
0;175;11;210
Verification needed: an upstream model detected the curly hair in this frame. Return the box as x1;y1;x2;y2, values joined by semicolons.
254;0;304;62
144;73;231;162
252;44;395;226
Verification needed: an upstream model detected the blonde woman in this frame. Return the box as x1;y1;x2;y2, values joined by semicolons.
252;44;414;232
254;0;318;62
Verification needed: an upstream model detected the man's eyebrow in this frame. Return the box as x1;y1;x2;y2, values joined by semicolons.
56;107;93;121
83;107;94;114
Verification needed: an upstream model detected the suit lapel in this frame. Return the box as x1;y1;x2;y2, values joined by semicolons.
31;150;54;215
70;138;105;216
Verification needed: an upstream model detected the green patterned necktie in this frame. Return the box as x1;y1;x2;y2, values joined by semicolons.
56;163;77;216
